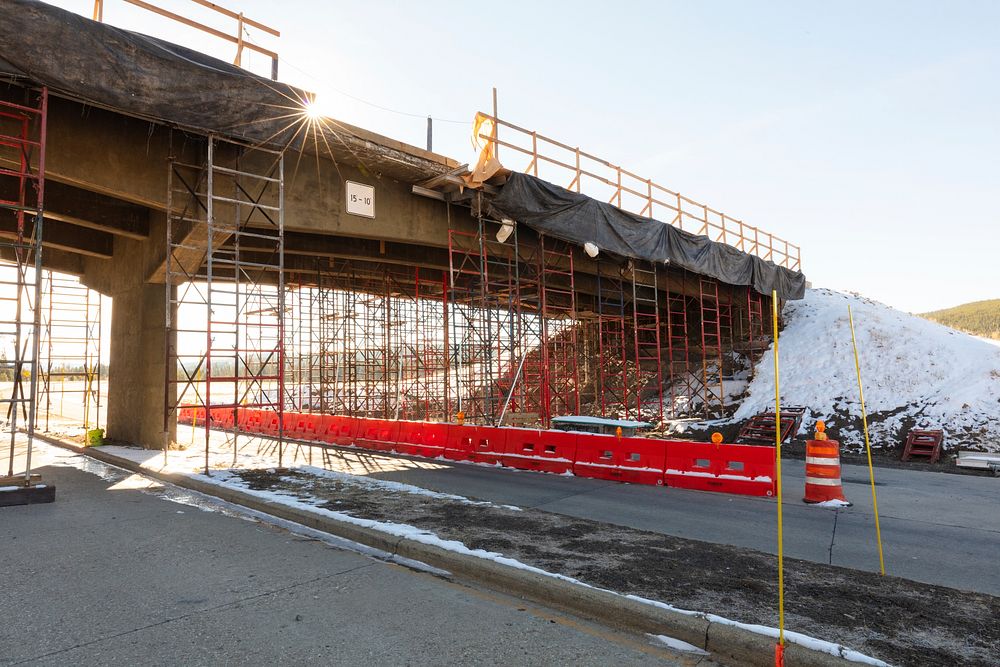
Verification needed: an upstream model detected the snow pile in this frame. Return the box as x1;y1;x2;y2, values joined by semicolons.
735;288;1000;451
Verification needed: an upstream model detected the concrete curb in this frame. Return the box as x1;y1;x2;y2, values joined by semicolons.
46;437;855;667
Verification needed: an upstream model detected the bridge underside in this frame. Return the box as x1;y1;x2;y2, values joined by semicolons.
0;4;801;460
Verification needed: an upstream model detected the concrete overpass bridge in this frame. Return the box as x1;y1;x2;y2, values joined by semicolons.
1;0;805;466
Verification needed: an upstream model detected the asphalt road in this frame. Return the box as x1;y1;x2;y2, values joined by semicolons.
306;446;1000;596
1;448;703;667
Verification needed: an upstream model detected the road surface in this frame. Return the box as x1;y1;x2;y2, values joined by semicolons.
296;441;1000;596
1;447;704;666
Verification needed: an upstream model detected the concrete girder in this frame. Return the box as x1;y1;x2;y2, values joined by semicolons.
0;179;149;240
0;216;113;258
37;97;478;242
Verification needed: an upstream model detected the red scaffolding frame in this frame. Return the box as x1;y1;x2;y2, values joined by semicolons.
698;276;726;418
538;235;580;420
0;86;46;483
745;286;768;377
596;260;630;419
406;267;449;420
631;260;663;424
165;134;286;471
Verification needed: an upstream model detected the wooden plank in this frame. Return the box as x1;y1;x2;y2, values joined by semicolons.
123;0;277;59
189;0;280;36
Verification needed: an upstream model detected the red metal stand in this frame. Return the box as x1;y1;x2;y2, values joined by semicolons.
901;429;944;463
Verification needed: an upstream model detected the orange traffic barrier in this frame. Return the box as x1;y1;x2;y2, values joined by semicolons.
803;438;850;505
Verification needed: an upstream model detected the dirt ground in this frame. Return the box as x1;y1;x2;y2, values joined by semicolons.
233;467;999;667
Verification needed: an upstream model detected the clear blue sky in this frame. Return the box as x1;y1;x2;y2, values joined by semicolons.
51;1;1000;312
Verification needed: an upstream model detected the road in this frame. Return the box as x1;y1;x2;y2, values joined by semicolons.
1;446;702;666
20;407;1000;597
300;443;1000;596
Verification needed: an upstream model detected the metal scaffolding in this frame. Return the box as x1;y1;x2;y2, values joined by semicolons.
36;271;102;432
165;134;285;471
665;286;695;419
596;260;630;419
631;260;663;423
698;276;726;418
179;221;775;438
0;86;45;482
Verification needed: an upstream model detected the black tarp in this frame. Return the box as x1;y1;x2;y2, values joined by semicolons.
0;0;452;182
489;172;806;300
0;0;306;141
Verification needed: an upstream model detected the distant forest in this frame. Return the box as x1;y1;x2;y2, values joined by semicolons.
922;299;1000;339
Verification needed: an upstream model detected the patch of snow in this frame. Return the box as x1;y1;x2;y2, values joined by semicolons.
626;594;890;666
735;288;1000;451
550;415;651;428
665;469;771;483
814;499;851;508
646;633;709;655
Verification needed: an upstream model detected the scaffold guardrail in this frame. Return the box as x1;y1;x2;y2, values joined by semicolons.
474;112;801;272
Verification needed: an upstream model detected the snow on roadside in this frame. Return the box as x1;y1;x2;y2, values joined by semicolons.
735;288;1000;451
55;438;890;666
193;466;889;666
98;444;522;511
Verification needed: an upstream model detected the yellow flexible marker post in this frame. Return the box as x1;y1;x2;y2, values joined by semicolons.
848;305;886;575
772;290;785;664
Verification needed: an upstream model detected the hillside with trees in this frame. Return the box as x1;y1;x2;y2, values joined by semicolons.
922;299;1000;339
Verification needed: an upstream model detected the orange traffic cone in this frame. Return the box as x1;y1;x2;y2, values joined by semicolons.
803;422;850;505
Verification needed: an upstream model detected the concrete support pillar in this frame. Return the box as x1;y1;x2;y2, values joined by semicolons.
84;211;175;449
106;282;174;448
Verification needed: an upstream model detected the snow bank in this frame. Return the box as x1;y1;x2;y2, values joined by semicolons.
735;288;1000;451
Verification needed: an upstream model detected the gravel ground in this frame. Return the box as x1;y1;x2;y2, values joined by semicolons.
230;467;1000;667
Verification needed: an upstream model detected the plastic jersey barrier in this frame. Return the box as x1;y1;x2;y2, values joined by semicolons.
574;432;633;482
664;441;775;497
413;422;449;459
573;433;673;485
502;428;577;475
290;413;317;441
189;409;777;498
469;425;507;465
443;424;475;461
356;418;400;452
333;416;360;447
395;421;447;458
243;409;264;434
616;436;669;485
260;411;282;437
